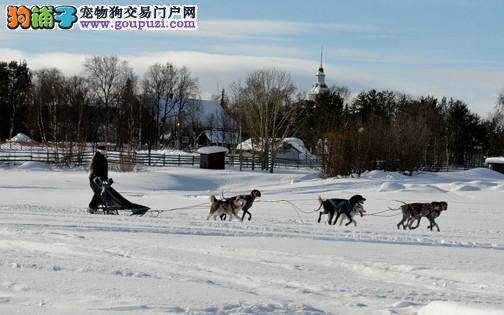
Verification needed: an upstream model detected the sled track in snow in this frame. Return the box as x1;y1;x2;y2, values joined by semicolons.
2;204;503;252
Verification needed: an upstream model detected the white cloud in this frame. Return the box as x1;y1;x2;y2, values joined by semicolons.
1;48;501;116
193;19;383;40
0;17;385;43
0;48;87;75
0;48;368;92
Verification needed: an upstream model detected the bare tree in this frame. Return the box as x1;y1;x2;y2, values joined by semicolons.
143;62;177;146
64;75;90;144
31;68;65;142
84;55;129;142
495;91;504;132
230;69;297;172
171;66;199;149
142;64;199;149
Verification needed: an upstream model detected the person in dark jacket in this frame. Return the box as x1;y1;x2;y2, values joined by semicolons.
88;145;110;213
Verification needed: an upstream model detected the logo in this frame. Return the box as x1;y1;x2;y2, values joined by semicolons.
6;5;198;31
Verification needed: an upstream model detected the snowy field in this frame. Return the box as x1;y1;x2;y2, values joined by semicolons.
0;163;503;315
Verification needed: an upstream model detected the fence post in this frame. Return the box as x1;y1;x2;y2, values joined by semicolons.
163;153;166;166
192;155;195;167
178;154;181;166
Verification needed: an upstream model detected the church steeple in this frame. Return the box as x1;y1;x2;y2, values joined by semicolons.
308;47;329;101
320;46;323;69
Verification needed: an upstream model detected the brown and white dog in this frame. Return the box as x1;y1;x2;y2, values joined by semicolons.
220;189;262;221
207;195;245;221
396;201;448;231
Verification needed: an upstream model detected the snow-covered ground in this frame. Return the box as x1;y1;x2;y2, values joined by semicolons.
0;163;503;314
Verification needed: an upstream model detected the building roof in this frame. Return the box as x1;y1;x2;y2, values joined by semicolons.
197;130;239;145
485;157;504;164
198;100;225;125
8;133;33;142
197;146;228;155
236;137;317;160
157;98;226;127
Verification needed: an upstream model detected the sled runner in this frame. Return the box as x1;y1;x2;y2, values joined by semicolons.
91;177;150;216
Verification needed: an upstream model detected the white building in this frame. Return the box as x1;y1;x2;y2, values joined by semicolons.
236;137;317;161
307;52;330;101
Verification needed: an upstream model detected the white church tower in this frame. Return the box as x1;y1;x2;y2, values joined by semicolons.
307;49;330;101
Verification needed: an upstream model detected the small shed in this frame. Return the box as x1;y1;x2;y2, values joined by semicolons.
197;146;228;170
485;157;504;174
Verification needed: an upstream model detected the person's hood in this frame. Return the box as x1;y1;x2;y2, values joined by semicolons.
97;149;107;156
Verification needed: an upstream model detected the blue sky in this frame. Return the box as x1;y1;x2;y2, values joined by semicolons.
1;0;504;115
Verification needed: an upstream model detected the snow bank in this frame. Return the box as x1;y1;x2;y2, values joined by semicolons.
8;133;32;142
418;301;504;315
495;184;504;190
197;146;228;154
137;149;195;156
362;170;405;180
17;161;51;170
463;167;504;179
451;183;481;192
378;182;405;192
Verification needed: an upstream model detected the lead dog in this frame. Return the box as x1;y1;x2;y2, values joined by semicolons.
317;195;366;226
408;201;448;231
207;195;245;221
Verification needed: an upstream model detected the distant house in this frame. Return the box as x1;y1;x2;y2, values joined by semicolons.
156;97;235;148
236;137;317;161
195;130;239;150
1;133;41;149
485;157;504;174
8;133;33;143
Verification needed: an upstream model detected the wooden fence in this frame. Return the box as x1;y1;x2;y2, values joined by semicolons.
0;147;485;172
0;149;322;170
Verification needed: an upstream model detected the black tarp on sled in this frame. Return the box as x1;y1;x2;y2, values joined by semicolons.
91;178;150;216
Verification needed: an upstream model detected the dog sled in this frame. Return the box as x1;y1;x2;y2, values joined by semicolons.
90;178;150;216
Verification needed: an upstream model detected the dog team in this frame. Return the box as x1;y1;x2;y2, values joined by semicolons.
207;190;448;232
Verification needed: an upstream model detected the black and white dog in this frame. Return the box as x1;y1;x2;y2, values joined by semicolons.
336;204;366;226
220;189;261;221
317;195;366;226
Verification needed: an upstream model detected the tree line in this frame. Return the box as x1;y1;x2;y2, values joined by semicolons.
0;57;200;151
1;57;503;175
296;89;504;176
224;72;504;175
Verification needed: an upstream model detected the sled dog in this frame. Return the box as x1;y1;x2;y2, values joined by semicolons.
317;195;366;226
207;195;245;221
336;203;366;226
396;201;448;231
220;189;262;221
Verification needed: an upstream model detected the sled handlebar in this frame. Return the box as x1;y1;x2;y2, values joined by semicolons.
93;177;112;187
